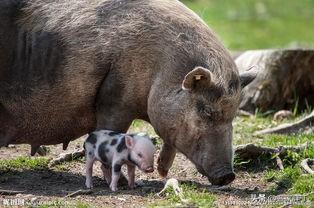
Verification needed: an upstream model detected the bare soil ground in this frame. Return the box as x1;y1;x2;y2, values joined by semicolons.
1;116;313;208
0;136;275;208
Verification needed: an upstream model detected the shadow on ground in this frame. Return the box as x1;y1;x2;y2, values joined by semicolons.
0;167;280;198
0;169;165;197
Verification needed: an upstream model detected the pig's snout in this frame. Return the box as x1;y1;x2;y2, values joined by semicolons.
144;166;154;173
208;171;235;186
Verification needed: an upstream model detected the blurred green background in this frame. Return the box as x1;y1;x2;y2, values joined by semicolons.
182;0;314;50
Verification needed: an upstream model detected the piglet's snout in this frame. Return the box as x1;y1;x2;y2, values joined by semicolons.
144;166;154;173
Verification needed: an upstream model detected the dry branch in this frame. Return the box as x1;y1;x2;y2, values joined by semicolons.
0;190;24;195
49;149;85;167
255;112;314;135
300;158;314;174
65;189;93;198
275;156;284;170
237;110;254;117
236;50;314;113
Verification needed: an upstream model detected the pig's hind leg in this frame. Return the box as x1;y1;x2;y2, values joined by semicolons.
127;164;136;189
101;163;112;185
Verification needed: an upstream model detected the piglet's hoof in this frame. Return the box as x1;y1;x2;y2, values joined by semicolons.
110;184;118;192
85;182;93;189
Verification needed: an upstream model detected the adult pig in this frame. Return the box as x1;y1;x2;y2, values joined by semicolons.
0;0;255;185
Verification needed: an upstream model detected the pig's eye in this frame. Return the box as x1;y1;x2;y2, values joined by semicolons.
137;153;143;158
203;108;212;117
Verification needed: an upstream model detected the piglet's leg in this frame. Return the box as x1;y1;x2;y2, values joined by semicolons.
85;156;94;189
127;165;136;189
101;164;112;185
110;163;122;192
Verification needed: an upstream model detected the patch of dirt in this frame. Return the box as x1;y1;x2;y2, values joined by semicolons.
0;138;279;207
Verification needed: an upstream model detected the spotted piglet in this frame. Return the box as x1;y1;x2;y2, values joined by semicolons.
84;130;156;191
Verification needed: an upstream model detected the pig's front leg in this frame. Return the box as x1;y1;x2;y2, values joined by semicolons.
85;155;95;189
110;162;122;191
157;143;176;177
127;164;136;189
100;164;112;185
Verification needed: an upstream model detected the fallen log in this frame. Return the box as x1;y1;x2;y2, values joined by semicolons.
236;49;314;113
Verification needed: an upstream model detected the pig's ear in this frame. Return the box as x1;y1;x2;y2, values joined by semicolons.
239;66;258;88
125;135;135;149
182;67;215;91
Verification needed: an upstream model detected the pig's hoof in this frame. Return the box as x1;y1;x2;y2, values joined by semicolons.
157;165;168;178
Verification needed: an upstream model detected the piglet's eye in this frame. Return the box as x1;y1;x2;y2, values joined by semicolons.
138;153;143;158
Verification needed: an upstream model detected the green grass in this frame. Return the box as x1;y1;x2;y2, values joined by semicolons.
262;134;314;147
182;0;314;50
265;167;314;202
150;184;216;208
233;115;273;145
292;175;314;195
0;156;48;172
233;112;314;146
129;119;157;137
74;202;92;208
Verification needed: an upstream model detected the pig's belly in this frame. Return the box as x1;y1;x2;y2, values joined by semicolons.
9;103;96;146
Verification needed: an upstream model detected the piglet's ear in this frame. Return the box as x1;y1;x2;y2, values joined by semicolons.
182;67;215;91
125;135;135;149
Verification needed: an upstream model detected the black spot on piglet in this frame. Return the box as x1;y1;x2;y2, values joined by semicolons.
116;136;127;152
108;131;120;136
114;163;122;173
110;139;117;146
98;141;109;163
86;133;97;145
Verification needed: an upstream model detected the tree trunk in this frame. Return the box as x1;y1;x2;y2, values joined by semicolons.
236;49;314;113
